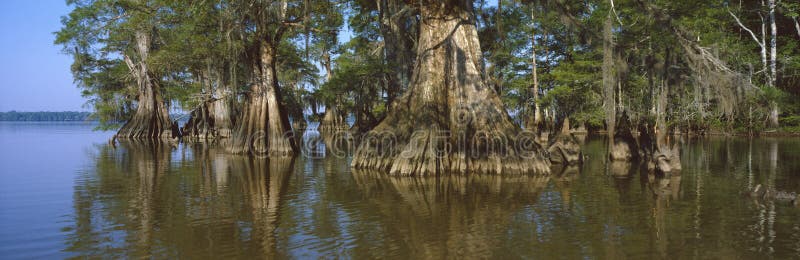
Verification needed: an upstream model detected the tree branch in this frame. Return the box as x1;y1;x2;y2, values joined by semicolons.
728;9;765;48
610;0;624;26
793;17;800;39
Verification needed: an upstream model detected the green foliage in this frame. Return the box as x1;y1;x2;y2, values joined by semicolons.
320;36;386;120
53;0;800;134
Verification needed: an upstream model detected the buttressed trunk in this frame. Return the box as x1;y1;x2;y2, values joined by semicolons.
228;42;297;156
352;0;550;176
117;30;174;140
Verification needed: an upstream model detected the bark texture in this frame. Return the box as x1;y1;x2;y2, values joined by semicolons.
352;1;550;176
602;12;617;159
116;30;176;140
227;43;297;156
212;86;234;138
529;8;541;130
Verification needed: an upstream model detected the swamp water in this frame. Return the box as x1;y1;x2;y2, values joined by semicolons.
1;121;799;259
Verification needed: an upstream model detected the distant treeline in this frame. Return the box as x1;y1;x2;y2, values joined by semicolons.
0;111;189;123
0;111;92;121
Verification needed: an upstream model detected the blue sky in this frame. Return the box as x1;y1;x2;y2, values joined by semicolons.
0;1;85;112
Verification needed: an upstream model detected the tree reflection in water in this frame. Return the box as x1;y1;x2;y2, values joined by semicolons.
65;141;295;258
352;170;550;259
60;137;800;258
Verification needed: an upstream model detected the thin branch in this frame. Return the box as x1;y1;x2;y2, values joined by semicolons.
728;9;765;48
793;17;800;39
610;0;624;26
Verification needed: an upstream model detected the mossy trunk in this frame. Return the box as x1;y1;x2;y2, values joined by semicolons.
116;30;175;140
602;12;618;159
227;43;297;156
352;1;550;176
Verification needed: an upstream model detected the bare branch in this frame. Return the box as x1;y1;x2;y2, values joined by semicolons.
610;0;624;26
728;9;765;48
793;17;800;39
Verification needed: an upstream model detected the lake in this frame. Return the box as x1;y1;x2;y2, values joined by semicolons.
0;121;799;259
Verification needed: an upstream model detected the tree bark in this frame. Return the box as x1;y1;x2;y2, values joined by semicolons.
769;0;777;88
529;6;541;130
767;0;779;128
116;30;175;140
602;12;617;159
352;0;550;176
213;67;234;137
227;42;297;156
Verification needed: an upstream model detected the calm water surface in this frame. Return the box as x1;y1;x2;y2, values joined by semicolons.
1;121;799;259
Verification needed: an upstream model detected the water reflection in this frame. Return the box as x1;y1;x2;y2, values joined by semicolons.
54;133;800;259
352;170;550;259
65;141;295;258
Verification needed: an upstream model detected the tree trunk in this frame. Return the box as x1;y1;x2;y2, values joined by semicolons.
602;12;617;159
767;0;779;128
227;42;297;156
547;117;582;165
183;68;234;140
378;0;415;107
768;102;779;128
319;106;348;133
318;51;349;133
352;1;550;176
529;6;541;130
768;0;777;88
212;68;234;137
182;100;214;140
116;30;175;140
